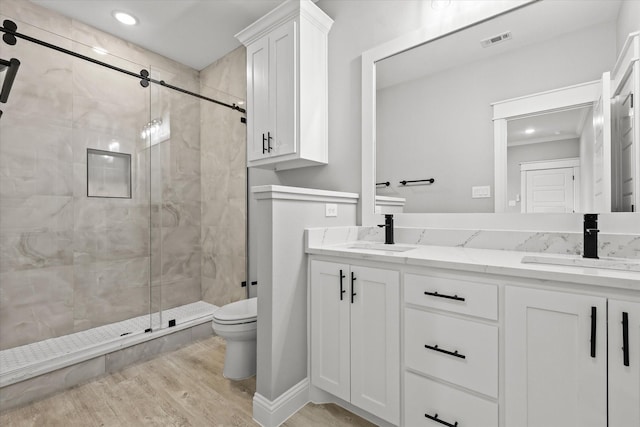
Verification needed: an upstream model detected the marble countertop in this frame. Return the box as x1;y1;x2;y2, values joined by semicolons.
306;240;640;291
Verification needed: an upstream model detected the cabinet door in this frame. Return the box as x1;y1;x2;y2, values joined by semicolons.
310;260;350;401
505;287;607;427
608;299;640;427
350;265;400;424
246;37;270;161
269;20;296;158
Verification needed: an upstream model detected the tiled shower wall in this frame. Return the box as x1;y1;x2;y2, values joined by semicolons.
199;47;248;306
0;0;249;351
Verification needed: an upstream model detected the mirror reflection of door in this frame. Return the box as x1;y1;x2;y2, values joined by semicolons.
592;72;612;212
520;159;580;213
506;107;590;213
612;76;636;212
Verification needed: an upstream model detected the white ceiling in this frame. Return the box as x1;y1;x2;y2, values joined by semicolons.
377;0;622;90
30;0;285;70
507;106;592;146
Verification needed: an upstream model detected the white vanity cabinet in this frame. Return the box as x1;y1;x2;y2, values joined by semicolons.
309;259;400;425
608;300;640;427
236;0;332;171
403;272;499;427
505;286;613;427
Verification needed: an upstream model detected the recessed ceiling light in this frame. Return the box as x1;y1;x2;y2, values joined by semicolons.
525;128;535;134
113;11;138;26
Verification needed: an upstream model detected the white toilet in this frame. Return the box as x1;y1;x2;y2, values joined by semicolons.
211;297;257;380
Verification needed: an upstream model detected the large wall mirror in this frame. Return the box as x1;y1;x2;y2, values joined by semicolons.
367;0;639;218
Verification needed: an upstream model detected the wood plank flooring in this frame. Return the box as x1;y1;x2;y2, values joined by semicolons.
0;336;375;427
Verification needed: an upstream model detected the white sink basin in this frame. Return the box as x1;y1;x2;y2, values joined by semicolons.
347;243;416;253
521;255;640;272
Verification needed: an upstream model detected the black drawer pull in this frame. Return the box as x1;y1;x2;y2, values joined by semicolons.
339;269;346;301
350;272;357;304
591;306;597;358
425;413;458;427
622;311;630;367
424;291;465;302
424;344;466;359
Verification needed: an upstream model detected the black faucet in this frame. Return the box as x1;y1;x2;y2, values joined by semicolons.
378;214;394;245
583;213;600;259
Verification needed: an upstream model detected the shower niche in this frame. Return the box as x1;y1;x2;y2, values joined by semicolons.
86;148;132;198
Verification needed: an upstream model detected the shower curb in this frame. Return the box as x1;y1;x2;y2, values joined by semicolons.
0;306;217;412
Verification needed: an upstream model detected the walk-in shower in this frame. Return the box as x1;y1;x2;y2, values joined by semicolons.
0;5;248;410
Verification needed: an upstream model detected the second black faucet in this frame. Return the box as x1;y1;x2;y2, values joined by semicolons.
378;214;394;245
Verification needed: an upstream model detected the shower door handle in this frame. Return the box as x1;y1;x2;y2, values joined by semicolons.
262;133;267;154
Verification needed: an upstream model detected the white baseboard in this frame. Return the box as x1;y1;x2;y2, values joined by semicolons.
253;378;310;427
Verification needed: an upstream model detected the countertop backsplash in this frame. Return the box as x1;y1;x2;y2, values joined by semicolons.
307;227;640;260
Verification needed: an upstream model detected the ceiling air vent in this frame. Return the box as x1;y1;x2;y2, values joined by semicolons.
480;31;512;48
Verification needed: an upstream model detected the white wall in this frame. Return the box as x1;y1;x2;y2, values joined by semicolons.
616;0;640;54
506;139;580;213
375;22;615;213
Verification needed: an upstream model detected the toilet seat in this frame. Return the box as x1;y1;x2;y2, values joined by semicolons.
213;297;257;324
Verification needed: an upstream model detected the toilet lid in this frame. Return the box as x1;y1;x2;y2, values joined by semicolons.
213;297;257;322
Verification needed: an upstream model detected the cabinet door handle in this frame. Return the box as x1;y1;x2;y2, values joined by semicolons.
424;344;466;359
350;272;356;304
622;311;630;367
590;306;597;358
267;131;273;152
424;291;465;302
425;412;458;427
262;133;267;154
339;269;346;301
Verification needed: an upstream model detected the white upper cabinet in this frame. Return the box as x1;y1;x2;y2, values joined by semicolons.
236;0;333;171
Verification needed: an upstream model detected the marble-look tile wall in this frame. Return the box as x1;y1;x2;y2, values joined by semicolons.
199;47;248;306
148;67;203;328
0;0;206;349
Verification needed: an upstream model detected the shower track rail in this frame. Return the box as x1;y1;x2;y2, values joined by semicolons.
0;19;246;114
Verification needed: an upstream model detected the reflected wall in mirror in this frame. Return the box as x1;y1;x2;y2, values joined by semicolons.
374;0;639;214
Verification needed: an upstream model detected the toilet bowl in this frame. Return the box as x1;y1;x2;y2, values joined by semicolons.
212;297;257;380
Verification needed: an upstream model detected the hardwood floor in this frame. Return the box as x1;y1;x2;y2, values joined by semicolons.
0;336;375;427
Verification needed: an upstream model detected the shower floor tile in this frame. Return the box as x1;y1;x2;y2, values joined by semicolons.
0;301;218;375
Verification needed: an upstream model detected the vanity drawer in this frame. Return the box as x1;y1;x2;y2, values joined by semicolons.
405;308;498;397
405;371;498;427
405;273;498;320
